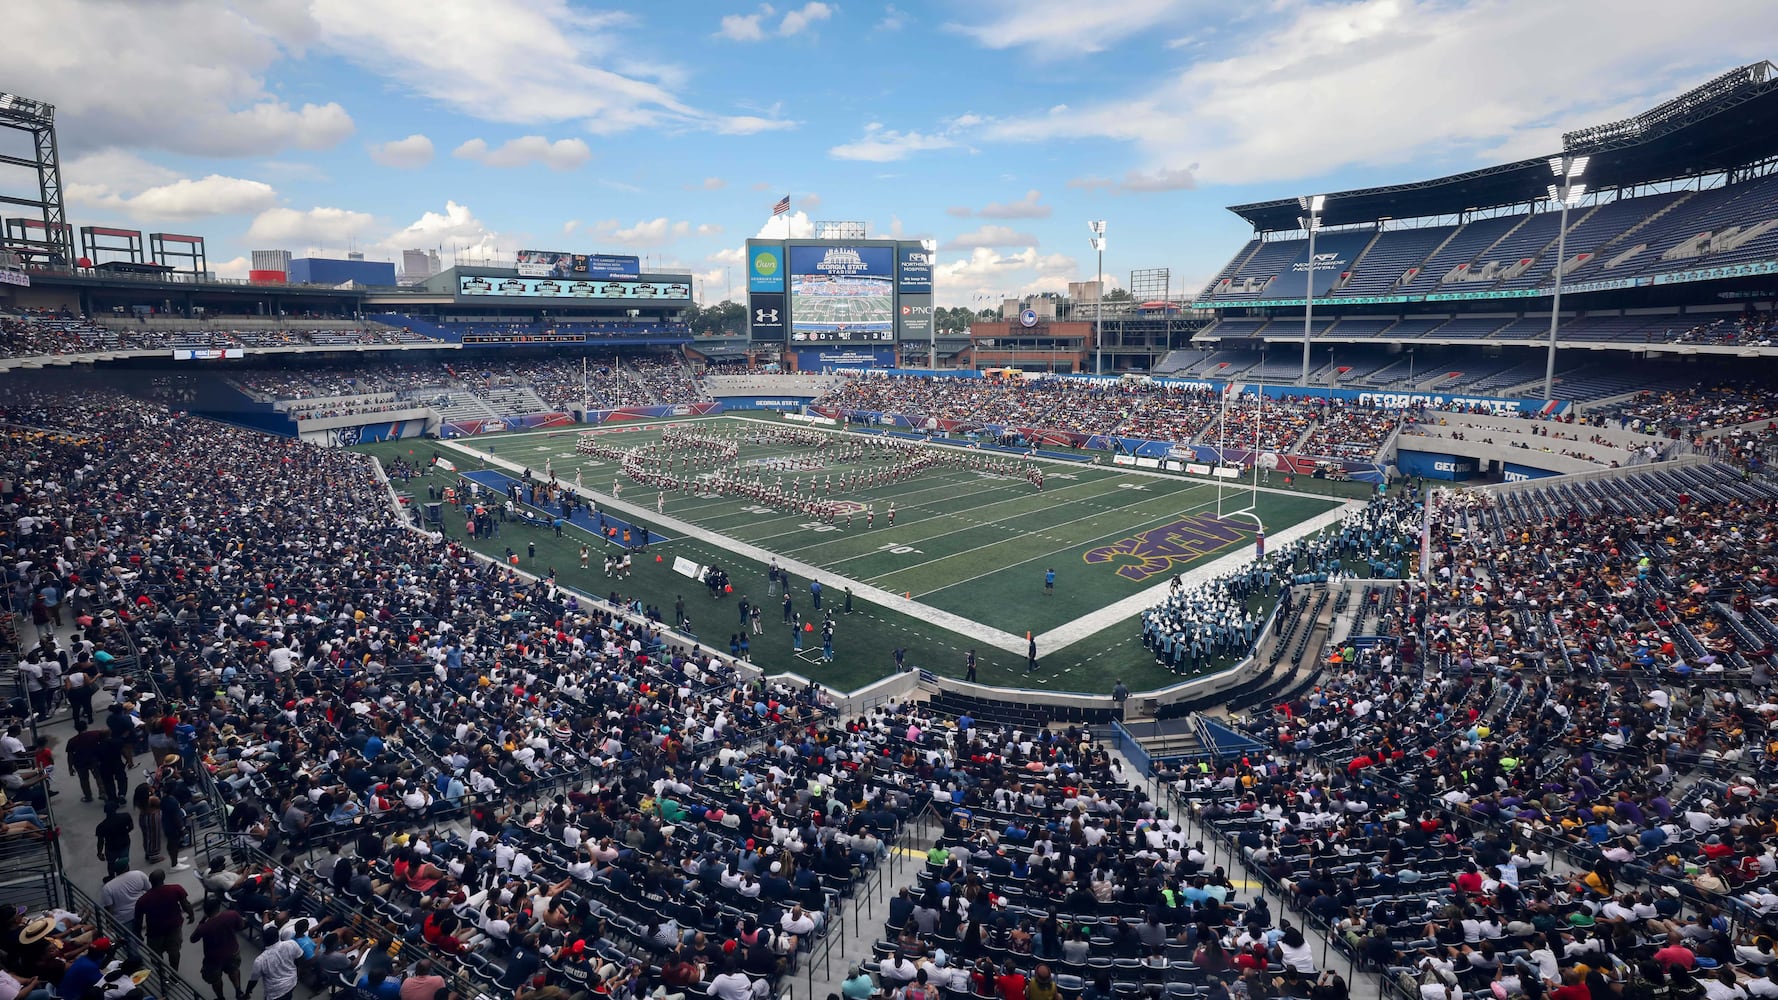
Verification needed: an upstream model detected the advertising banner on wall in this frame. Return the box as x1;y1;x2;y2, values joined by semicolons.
749;292;786;339
898;243;933;294
793;347;895;370
1395;449;1479;481
897;294;934;341
515;251;641;278
1502;462;1561;482
748;242;785;292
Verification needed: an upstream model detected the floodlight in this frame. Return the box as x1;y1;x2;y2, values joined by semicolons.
1297;194;1325;213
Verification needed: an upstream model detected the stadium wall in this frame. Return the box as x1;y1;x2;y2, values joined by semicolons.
190;379;299;438
299;418;431;448
1392;433;1610;477
580;402;723;425
713;397;818;411
440;411;577;438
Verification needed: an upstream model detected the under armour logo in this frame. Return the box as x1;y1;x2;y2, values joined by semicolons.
755;309;779;323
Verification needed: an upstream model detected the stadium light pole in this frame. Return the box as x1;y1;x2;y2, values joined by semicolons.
1297;195;1325;387
1089;221;1107;376
922;238;938;370
1543;155;1588;402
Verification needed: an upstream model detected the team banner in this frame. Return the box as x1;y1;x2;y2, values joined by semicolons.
897;243;933;294
459;275;690;301
748;242;785;292
515;250;641;279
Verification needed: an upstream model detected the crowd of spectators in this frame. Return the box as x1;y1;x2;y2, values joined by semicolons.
626;357;705;407
1154;461;1778;1000
818;376;1409;462
1666;308;1777;347
0;311;425;358
1610;383;1778;438
0;382;882;1000
845;692;1377;1000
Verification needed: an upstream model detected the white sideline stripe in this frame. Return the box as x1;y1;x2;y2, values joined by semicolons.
442;439;1036;657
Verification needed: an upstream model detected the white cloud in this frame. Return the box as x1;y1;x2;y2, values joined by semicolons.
721;2;833;40
213;255;251;280
708;246;748;266
453;136;592;170
976;189;1052;219
947;0;1185;57
717;5;772;41
830;123;958;162
368;134;435;168
984;0;1778;185
99;176;279;220
563;220;582;235
4;1;353;157
66;153;279;220
934;247;1079;308
702;177;727;190
377;200;513;263
801;194;823;213
755;211;817;240
1067;167;1198;194
711;115;800;135
945;206;973;218
942;225;1040;250
750;181;774;192
876;4;905;30
594;218;723;248
246;206;378;245
779;2;834;35
307;0;789;136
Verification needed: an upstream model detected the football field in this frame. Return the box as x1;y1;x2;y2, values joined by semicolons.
359;414;1361;692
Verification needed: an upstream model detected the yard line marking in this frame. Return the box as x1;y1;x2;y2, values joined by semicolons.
869;488;1231;591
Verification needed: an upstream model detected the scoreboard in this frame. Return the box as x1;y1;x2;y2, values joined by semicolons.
748;238;933;367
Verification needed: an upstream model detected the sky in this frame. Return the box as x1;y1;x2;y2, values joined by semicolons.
3;0;1777;307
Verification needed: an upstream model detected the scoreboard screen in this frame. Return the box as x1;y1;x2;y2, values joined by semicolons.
787;245;895;343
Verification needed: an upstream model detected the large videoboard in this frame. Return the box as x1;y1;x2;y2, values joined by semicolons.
748;238;934;358
787;245;895;343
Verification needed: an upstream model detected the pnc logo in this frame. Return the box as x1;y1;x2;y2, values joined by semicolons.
753;251;779;276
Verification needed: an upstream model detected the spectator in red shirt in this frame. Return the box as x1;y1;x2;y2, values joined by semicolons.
1653;931;1697;971
1549;969;1590;1000
1453;863;1485;896
1700;835;1736;861
995;962;1026;1000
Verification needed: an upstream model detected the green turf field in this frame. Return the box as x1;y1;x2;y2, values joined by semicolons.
356;414;1366;693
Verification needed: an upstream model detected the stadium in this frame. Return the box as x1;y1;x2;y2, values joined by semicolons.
4;45;1778;1000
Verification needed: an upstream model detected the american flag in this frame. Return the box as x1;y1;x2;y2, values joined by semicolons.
772;195;790;216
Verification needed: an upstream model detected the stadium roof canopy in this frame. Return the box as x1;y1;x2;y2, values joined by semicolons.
1227;61;1778;233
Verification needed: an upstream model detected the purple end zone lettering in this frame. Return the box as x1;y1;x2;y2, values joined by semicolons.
1083;515;1248;583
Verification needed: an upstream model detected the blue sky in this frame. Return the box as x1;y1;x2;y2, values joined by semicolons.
6;0;1778;306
